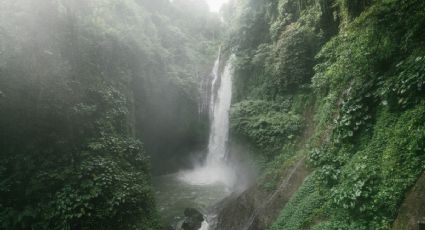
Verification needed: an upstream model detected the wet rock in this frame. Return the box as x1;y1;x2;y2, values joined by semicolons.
181;208;204;230
392;172;425;230
214;158;309;230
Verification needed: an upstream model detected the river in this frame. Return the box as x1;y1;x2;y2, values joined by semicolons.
154;173;231;228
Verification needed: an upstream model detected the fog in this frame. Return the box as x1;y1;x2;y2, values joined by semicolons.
0;0;242;229
205;0;230;12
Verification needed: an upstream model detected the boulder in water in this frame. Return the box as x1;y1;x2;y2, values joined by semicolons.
181;208;204;230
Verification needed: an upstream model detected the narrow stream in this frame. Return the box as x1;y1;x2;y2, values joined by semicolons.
154;54;236;229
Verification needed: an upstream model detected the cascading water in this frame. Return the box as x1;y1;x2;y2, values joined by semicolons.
198;53;219;116
179;54;236;187
207;54;232;165
208;52;220;115
154;54;237;230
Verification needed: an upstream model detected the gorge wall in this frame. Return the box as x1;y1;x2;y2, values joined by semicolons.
217;0;425;229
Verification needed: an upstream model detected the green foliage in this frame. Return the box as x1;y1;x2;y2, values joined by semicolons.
311;220;368;230
226;0;425;230
272;105;425;230
335;0;372;25
0;135;159;230
265;23;316;96
306;105;425;230
225;0;330;101
382;52;425;109
270;0;425;228
312;0;425;142
0;0;221;228
48;137;158;230
230;100;302;157
270;173;327;230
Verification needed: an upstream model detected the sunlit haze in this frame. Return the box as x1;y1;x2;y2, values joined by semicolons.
205;0;229;12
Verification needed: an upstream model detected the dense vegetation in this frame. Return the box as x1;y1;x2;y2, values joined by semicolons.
224;0;425;229
0;0;220;229
2;0;424;229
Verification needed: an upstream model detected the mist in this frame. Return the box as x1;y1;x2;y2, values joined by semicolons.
2;0;424;230
0;0;235;229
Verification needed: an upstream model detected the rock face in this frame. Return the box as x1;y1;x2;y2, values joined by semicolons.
214;158;309;230
181;208;204;230
392;173;425;230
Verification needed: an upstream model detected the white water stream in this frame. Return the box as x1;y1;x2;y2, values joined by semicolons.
155;54;236;230
178;55;236;187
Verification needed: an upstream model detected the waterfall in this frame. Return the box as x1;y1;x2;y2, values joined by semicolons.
208;54;220;115
198;54;219;116
178;54;235;187
206;54;232;165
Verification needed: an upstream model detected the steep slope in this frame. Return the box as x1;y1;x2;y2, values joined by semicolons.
218;0;425;229
392;173;425;230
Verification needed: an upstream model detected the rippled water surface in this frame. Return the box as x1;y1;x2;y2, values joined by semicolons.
153;173;230;228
